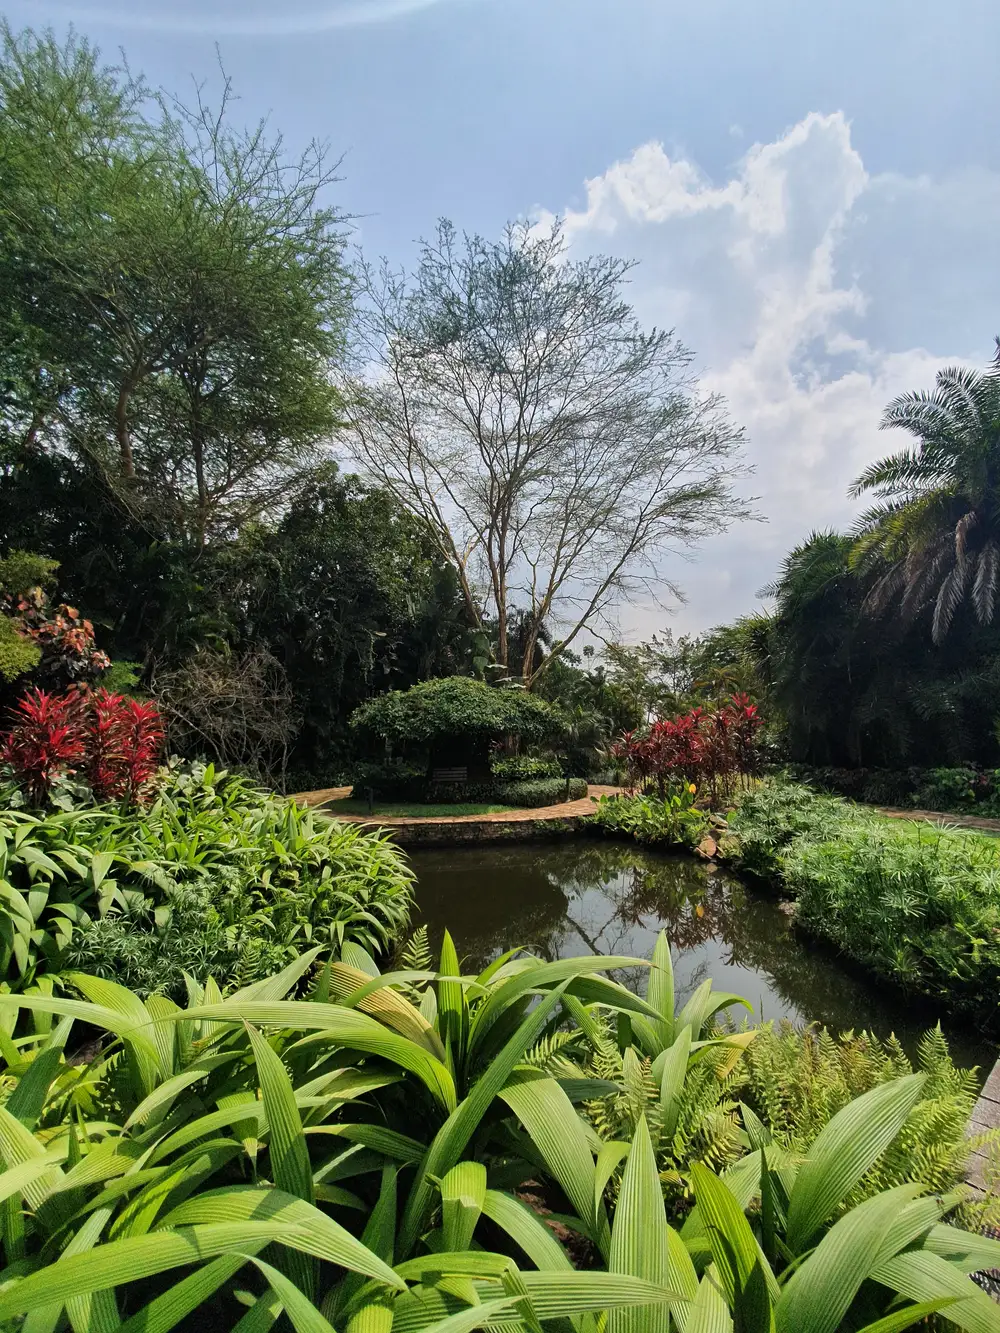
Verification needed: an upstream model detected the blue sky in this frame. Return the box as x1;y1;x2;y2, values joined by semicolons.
7;0;1000;635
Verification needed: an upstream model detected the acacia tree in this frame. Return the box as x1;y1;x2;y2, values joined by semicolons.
0;25;349;546
347;220;753;685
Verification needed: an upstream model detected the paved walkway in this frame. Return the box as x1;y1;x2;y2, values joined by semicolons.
294;784;619;824
877;805;1000;833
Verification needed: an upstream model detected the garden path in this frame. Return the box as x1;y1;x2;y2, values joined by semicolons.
877;806;1000;833
294;784;620;823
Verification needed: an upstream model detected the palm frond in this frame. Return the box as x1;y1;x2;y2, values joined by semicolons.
931;556;971;643
972;540;1000;624
953;509;978;559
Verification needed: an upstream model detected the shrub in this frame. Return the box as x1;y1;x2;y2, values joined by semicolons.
0;551;110;689
347;758;427;802
912;764;993;813
587;788;710;849
491;753;563;782
496;776;587;807
0;937;994;1329
0;761;413;994
786;762;1000;816
1;686;165;807
788;818;1000;1017
724;778;868;879
1;687;85;805
611;693;764;802
727;779;1000;1021
154;646;300;786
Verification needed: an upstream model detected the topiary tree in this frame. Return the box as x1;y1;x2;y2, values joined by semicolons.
349;676;564;783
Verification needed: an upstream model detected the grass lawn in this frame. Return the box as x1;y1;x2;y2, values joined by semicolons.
324;799;512;818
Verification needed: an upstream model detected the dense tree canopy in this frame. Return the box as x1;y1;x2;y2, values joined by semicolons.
0;25;348;544
0;28;473;783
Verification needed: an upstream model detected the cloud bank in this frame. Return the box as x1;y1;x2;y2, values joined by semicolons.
43;0;459;36
542;112;999;636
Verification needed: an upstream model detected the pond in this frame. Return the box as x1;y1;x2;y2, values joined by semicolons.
409;838;996;1072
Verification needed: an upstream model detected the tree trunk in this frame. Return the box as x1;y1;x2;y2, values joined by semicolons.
115;380;135;478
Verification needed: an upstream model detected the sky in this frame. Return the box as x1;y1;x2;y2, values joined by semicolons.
6;0;1000;637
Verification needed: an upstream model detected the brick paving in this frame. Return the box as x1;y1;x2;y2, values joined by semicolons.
877;806;1000;833
294;783;619;824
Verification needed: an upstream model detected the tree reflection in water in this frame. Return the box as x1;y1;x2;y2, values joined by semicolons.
409;839;994;1069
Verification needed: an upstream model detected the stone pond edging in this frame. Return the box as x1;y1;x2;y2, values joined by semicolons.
967;1057;1000;1195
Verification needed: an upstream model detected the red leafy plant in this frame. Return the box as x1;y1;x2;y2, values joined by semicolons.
2;687;164;807
1;689;86;807
611;693;764;803
3;587;111;687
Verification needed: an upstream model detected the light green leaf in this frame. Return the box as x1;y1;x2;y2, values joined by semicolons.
246;1256;336;1333
481;1189;573;1273
398;983;568;1257
785;1074;926;1252
689;1161;779;1308
646;930;674;1048
610;1116;696;1333
499;1067;600;1241
440;1161;487;1253
776;1185;923;1333
871;1250;1000;1333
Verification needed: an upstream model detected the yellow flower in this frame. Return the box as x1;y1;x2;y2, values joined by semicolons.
688;783;697;794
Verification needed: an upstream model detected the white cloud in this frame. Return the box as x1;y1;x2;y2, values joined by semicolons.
42;0;461;35
543;112;999;636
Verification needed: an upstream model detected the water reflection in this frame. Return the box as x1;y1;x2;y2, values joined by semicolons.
409;839;995;1070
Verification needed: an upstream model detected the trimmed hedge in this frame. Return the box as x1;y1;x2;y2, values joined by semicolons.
496;776;587;807
491;755;563;782
349;676;564;746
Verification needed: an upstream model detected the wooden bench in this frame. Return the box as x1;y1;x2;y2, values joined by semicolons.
430;767;468;784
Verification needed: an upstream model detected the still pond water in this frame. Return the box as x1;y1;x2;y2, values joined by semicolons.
410;839;996;1072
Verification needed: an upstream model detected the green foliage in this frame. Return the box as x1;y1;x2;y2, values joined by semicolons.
738;1023;992;1216
567;933;993;1232
738;521;1000;769
0;615;39;682
0;762;413;995
0;935;994;1329
727;780;1000;1021
496;777;587;808
99;659;145;696
0;550;57;594
491;755;564;782
588;790;710;850
350;677;564;747
725;779;869;879
789;819;1000;1019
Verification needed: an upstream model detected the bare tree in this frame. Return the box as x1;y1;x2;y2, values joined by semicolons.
154;647;300;786
347;220;754;685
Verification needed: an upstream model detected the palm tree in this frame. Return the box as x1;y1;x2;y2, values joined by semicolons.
850;357;1000;642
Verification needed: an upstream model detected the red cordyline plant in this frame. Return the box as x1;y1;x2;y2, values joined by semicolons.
611;694;764;803
86;689;165;803
1;689;86;807
2;686;164;807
